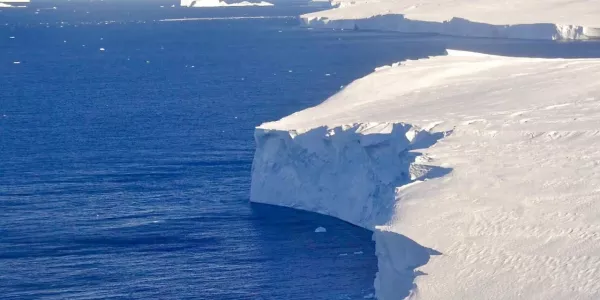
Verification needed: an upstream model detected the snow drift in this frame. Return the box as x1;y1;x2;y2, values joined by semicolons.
300;0;600;40
181;0;273;7
250;51;600;299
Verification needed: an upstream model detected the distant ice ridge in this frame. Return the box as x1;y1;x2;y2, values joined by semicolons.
181;0;273;7
300;0;600;40
250;51;600;299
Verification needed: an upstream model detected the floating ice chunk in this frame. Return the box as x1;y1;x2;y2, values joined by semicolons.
354;251;364;255
99;47;105;51
314;226;327;233
325;73;331;76
9;36;15;39
339;253;348;256
13;61;21;64
363;293;374;299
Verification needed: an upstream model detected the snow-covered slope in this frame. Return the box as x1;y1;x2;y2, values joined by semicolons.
251;51;600;300
181;0;273;7
301;0;600;40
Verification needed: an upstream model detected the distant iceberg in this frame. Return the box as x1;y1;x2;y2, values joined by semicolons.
181;0;274;7
0;0;29;6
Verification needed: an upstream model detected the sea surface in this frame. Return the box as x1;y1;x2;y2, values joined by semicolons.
2;2;600;300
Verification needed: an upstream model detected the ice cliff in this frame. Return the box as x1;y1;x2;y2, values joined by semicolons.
250;51;600;299
300;0;600;40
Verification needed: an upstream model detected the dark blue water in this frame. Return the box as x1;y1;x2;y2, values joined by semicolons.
2;2;600;300
0;4;439;300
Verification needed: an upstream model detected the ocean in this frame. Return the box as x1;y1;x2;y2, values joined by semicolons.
2;1;600;299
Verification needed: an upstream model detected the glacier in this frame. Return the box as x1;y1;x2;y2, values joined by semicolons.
300;0;600;40
250;51;600;299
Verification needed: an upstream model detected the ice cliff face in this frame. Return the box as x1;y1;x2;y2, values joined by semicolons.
251;51;600;300
300;0;600;40
251;122;449;229
251;122;449;299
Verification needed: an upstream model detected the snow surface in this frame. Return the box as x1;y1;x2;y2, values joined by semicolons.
180;0;273;7
300;0;600;40
251;51;600;300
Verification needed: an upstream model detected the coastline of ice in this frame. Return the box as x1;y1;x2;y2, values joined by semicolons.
251;50;600;299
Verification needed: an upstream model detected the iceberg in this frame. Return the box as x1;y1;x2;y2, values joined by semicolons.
300;0;600;40
0;0;29;7
181;0;273;7
314;226;327;233
251;51;600;299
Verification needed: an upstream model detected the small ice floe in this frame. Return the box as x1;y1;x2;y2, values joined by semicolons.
9;36;15;39
363;293;374;299
354;251;364;255
314;226;327;233
13;61;21;64
99;47;105;51
339;253;348;256
325;73;331;76
146;60;151;64
288;70;293;73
